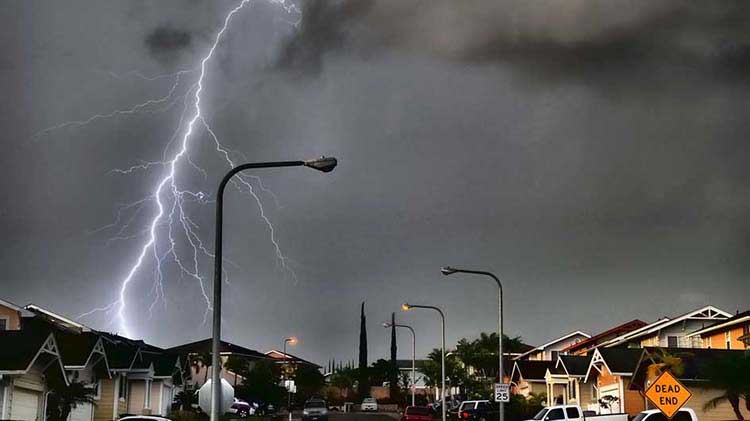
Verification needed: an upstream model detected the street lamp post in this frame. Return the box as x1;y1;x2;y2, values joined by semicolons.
284;337;298;421
402;303;446;421
210;157;337;421
383;322;416;406
441;267;504;421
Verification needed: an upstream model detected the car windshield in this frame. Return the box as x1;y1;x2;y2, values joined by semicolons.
305;401;326;408
406;407;432;415
364;398;376;403
533;409;549;420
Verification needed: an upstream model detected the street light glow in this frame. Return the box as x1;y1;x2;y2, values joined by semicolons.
402;303;411;311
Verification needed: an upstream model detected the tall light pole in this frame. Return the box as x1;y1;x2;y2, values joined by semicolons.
284;337;298;421
441;267;504;421
210;157;337;421
402;303;446;421
383;322;417;406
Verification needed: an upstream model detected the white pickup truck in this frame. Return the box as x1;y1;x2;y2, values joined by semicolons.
525;405;627;421
633;409;698;421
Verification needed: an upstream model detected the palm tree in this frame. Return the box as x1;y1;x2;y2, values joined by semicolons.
646;349;690;379
45;381;97;421
702;353;750;421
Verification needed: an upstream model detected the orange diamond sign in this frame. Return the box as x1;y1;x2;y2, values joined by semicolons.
645;371;692;419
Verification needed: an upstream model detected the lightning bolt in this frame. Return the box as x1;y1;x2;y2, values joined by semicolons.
33;0;302;337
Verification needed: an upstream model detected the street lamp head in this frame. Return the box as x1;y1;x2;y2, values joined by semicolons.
402;303;411;311
304;156;338;173
285;337;297;345
441;266;458;276
382;322;392;328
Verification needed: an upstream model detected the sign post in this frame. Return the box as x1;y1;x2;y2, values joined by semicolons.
494;383;510;403
645;371;692;419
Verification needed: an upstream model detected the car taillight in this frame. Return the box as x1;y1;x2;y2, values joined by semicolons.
461;412;470;419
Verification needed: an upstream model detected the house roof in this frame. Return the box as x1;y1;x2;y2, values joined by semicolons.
55;330;104;367
630;347;750;389
584;348;644;383
604;306;731;347
511;360;557;382
515;331;591;360
686;311;750;338
25;304;92;332
100;333;140;370
0;328;53;371
265;350;321;368
562;320;647;353
136;350;180;377
556;355;591;377
0;298;34;317
167;338;268;359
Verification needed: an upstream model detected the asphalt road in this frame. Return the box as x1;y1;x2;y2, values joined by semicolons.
328;413;400;421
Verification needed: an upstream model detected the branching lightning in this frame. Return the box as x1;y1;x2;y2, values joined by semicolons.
36;0;302;338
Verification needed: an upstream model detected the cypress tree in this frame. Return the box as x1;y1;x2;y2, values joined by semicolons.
358;301;369;397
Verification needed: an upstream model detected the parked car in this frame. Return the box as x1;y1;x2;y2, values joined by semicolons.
633;409;698;421
303;398;329;421
361;397;378;412
458;400;496;420
229;398;256;417
402;406;434;421
525;405;627;421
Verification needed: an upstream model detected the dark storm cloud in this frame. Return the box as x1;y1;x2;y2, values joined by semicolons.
145;25;192;61
279;1;750;81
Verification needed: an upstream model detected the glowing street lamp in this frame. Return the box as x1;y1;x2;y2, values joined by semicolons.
210;157;337;421
384;322;417;406
283;337;298;421
441;266;505;421
402;303;446;421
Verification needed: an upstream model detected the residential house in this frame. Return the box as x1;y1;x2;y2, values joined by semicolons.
98;333;139;421
562;320;647;356
583;348;645;416
630;347;749;421
545;355;594;409
167;338;269;389
603;306;731;349
0;298;30;331
0;328;68;420
265;350;322;372
515;331;591;361
686;310;750;350
510;360;557;398
395;359;430;396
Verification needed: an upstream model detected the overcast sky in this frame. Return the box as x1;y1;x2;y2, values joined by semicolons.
2;0;750;366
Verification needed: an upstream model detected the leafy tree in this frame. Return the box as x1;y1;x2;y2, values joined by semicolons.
295;364;326;403
235;359;285;406
702;353;750;421
358;301;369;397
330;366;358;389
45;380;97;421
173;389;198;411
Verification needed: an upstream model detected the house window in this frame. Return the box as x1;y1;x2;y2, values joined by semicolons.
0;317;8;331
705;336;712;349
667;336;678;348
725;331;731;349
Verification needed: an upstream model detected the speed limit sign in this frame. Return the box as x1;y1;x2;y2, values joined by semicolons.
494;383;510;402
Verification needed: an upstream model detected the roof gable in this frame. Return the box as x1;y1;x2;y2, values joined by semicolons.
686;311;750;338
557;355;592;377
512;360;557;381
562;320;647;353
515;331;591;359
584;347;644;383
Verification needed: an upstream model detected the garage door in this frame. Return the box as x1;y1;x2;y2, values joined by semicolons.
10;387;40;421
68;402;93;421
